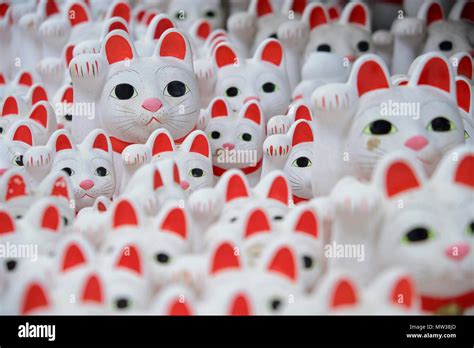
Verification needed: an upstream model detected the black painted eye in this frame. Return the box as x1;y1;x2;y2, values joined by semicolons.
273;215;283;221
95;166;108;177
15;215;22;219
115;298;130;309
230;217;238;223
62;216;69;227
61;167;74;176
155;253;170;264
466;222;474;236
239;133;252;142
357;40;370;52
14;155;23;166
262;82;276;93
0;127;3;134
316;44;331;52
270;298;282;311
269;32;278;39
302;255;313;269
439;40;453;51
205;10;215;18
364;120;396;135
225;87;239;97
402;227;434;243
428;117;455;132
64;114;73;121
111;83;137;100
6;260;17;272
210;131;221;139
292;156;312;168
190;168;204;177
165;81;187;98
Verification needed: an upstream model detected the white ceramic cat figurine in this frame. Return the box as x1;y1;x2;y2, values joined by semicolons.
0;122;35;177
166;0;224;32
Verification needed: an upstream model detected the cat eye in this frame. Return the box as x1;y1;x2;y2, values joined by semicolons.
95;166;109;177
204;10;216;18
316;44;331;52
357;40;370;52
363;119;397;135
64;114;73;122
427;117;456;132
261;82;277;93
164;81;188;98
210;131;221;139
0;127;3;134
62;216;69;227
111;83;137;100
12;155;24;166
465;130;470;140
438;40;453;51
155;253;170;264
61;167;74;176
273;215;283;221
239;133;252;142
302;255;314;269
269;298;282;311
402;227;435;244
115;297;131;310
225;87;240;97
189;168;204;177
230;217;238;223
466;222;474;236
292;156;312;167
15;215;22;219
268;33;278;39
5;259;17;272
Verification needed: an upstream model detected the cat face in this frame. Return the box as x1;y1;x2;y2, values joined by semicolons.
213;39;291;121
0;122;34;176
47;129;115;211
167;0;224;32
0;71;35;102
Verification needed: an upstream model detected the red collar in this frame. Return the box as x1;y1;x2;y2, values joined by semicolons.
213;158;263;177
292;195;309;204
110;127;196;154
421;290;474;312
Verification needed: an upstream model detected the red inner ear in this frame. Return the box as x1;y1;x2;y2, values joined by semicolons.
243;102;261;125
391;277;413;309
68;3;89;26
160;208;187;239
116;245;142;275
105;35;134;65
169;299;192;315
32;86;48;104
0;3;9;18
454;155;474;188
267;176;289;204
458;56;473;80
385;161;421;198
0;211;15;235
211;99;229;118
108;20;128;33
256;0;273;17
13;125;33;146
46;0;59;17
456;79;471;113
295;210;318;238
41;206;60;232
145;11;159;26
331;279;358;308
154;170;164;190
245;209;271;238
291;0;306;14
65;45;75;68
111;2;130;23
113;200;139;228
309;5;328;29
51;177;69;199
211;242;240;275
97;202;107;212
292;121;314;146
55;133;73;152
62;243;86;271
427;2;443;25
160;31;186;61
0;73;5;84
81;274;103;304
417;57;450;93
267;246;297;282
261;40;283;67
152;132;174;156
153;18;174;40
226;175;249;202
18;72;33;86
197;21;211;39
348;3;367;27
173;163;180;184
29;104;48;128
6;174;27;201
357;60;389;96
229;293;251;315
136;9;145;22
2;96;19;116
294;105;312;121
215;45;237;68
21;283;49;315
461;2;474;22
190;134;210;158
62;87;73;103
328;6;340;20
92;133;109;152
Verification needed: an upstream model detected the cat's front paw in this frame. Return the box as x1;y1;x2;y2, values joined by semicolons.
277;20;309;52
23;146;52;169
37;58;63;81
18;13;41;33
69;54;107;95
391;17;425;38
263;134;291;168
194;59;216;93
227;12;256;41
372;30;393;47
39;18;70;42
122;144;151;168
311;83;357;114
267;115;292;135
187;187;223;222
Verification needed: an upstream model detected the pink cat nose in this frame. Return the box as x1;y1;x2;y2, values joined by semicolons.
0;168;7;176
222;143;235;150
445;243;470;261
79;179;95;191
141;98;163;112
57;123;64;129
404;135;428;151
180;181;190;190
244;96;260;103
346;55;356;62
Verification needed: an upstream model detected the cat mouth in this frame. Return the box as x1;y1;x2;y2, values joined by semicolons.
416;156;433;166
80;193;96;199
144;116;162;126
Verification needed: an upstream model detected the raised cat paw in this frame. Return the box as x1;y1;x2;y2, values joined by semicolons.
37;58;63;80
263;134;291;162
372;30;393;47
391;17;425;38
23;146;52;169
267;115;292;135
187;187;223;221
277;20;309;52
311;83;357;113
227;12;256;41
69;54;107;96
122;144;151;168
18;13;41;32
39;18;70;41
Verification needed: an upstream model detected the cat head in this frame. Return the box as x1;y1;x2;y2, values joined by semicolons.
167;0;224;32
0;70;35;101
213;39;291;121
0;122;34;175
0;169;33;220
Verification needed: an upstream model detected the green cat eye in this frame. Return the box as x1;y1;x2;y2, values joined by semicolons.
363;119;397;135
292;156;312;167
464;130;470;140
401;227;435;244
11;154;24;167
427;117;456;132
465;222;474;236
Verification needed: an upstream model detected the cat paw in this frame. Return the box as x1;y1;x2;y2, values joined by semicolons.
311;83;357;113
372;30;393;47
263;134;291;163
37;58;63;80
122;144;151;167
187;187;223;221
391;17;425;38
23;146;52;169
194;59;216;93
227;12;256;41
197;109;209;130
69;54;107;95
18;13;41;32
277;20;309;52
39;18;70;42
267;115;292;135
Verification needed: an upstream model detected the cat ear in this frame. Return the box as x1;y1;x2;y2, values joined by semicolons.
250;0;274;17
0;72;5;85
107;0;131;24
456;77;472;114
154;169;164;190
290;103;313;122
61;241;88;272
42;173;72;201
27;84;48;105
210;241;241;275
241;101;262;125
328;5;341;20
102;17;129;38
350;55;390;97
85;130;110;153
291;120;314;146
167;298;193;315
10;123;33;146
433;146;474;188
40;204;61;232
173;161;180;185
244;208;271;239
146;14;174;41
330;278;358;309
112;199;139;228
451;53;473;81
16;71;33;87
221;171;250;202
0;210;15;236
27;102;53;129
228;292;252;315
409;53;454;96
302;3;329;30
254;39;284;68
94;196;111;212
1;96;19;116
42;0;60;17
213;42;238;69
67;1;90;27
50;130;73;153
340;2;371;31
159;206;188;240
148;129;175;157
390;276;415;309
61;86;74;103
3;172;28;201
418;0;444;26
21;281;50;315
261;172;289;205
459;1;474;22
209;97;230;118
115;244;142;275
265;245;297;282
185;131;210;158
102;30;137;65
292;208;319;238
191;19;212;41
155;29;192;67
81;274;104;304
